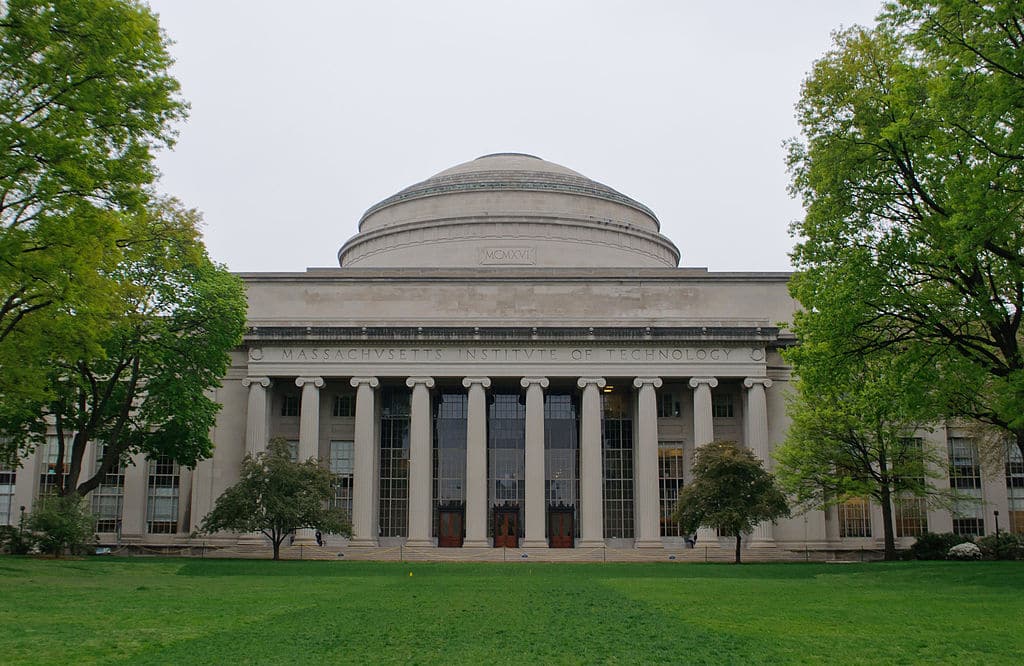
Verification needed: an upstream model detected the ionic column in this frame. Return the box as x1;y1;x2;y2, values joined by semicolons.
689;376;719;545
462;377;491;548
349;377;379;547
577;377;606;547
521;377;549;548
294;376;324;545
120;452;148;542
744;377;775;546
633;377;663;548
238;376;271;545
241;377;271;456
405;377;435;547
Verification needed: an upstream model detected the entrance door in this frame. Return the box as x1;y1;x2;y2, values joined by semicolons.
548;505;574;548
438;503;464;548
493;504;520;548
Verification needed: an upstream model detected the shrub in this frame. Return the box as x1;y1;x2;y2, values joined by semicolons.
0;523;37;555
910;532;971;560
975;533;1024;560
948;542;982;560
27;495;96;557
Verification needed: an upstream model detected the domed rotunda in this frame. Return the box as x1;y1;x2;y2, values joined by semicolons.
338;153;680;268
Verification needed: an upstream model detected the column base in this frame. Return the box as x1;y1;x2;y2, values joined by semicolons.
348;537;379;548
520;539;549;549
237;532;266;546
634;538;665;549
696;528;719;546
575;539;606;549
404;538;435;548
748;539;777;548
462;539;490;548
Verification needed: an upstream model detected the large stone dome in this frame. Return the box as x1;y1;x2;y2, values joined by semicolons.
337;153;680;268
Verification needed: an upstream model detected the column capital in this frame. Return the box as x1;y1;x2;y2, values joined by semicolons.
520;377;550;389
349;377;380;389
406;376;436;389
241;376;271;388
688;376;719;389
462;377;492;389
633;377;663;389
295;376;325;389
743;377;774;389
576;377;606;389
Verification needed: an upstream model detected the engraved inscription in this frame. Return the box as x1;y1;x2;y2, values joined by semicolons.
479;246;536;265
264;346;753;365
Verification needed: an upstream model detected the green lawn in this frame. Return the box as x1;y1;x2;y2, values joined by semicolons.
0;558;1022;664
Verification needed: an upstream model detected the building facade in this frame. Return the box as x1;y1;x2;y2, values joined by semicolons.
3;154;1022;552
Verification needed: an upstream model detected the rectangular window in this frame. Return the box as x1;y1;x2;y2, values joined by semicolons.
712;393;734;419
657;391;680;418
838;498;871;538
948;437;981;489
953;517;985;537
487;392;525;537
658;443;685;537
146;456;180;534
329;440;354;519
281;394;299;417
91;445;125;533
1007;444;1024;535
379;387;410;538
602;392;633;539
0;467;14;526
39;435;71;497
433;392;467;537
895;497;927;537
332;393;356;418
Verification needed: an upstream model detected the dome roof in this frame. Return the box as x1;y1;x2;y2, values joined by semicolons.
338;154;680;269
359;153;660;228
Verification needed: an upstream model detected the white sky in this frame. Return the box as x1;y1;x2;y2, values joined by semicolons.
146;0;884;273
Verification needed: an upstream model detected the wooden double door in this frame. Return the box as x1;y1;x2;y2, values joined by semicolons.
548;505;575;548
438;503;464;548
493;504;520;548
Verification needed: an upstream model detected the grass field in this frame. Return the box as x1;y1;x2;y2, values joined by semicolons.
0;558;1022;664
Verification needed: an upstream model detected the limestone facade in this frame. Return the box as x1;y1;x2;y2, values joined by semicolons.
2;154;1019;553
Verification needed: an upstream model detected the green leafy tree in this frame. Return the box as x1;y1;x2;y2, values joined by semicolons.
0;198;247;495
0;0;186;343
200;438;353;560
775;341;953;560
787;1;1024;461
27;494;94;556
671;441;789;563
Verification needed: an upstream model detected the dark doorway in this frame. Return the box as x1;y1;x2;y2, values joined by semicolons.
493;503;520;548
548;504;575;548
438;502;464;547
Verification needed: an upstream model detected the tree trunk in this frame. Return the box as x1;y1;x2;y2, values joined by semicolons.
735;534;742;564
272;538;281;560
878;484;896;561
1015;429;1024;467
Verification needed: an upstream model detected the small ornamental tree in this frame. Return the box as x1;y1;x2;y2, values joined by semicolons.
671;441;789;563
28;494;95;557
200;438;351;560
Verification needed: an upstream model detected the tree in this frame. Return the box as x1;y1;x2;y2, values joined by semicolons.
0;198;247;496
0;0;187;344
774;340;953;560
671;441;789;563
200;438;352;560
786;1;1024;461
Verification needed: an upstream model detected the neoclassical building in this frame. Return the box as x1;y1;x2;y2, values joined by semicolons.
3;153;1021;553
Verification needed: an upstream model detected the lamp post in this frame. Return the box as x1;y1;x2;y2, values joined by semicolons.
18;505;25;540
994;510;1000;538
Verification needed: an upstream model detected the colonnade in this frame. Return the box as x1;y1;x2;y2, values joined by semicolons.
241;373;775;548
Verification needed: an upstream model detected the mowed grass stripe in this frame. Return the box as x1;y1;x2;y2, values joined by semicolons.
0;559;1021;665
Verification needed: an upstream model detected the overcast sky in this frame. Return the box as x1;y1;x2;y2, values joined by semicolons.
146;0;885;273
